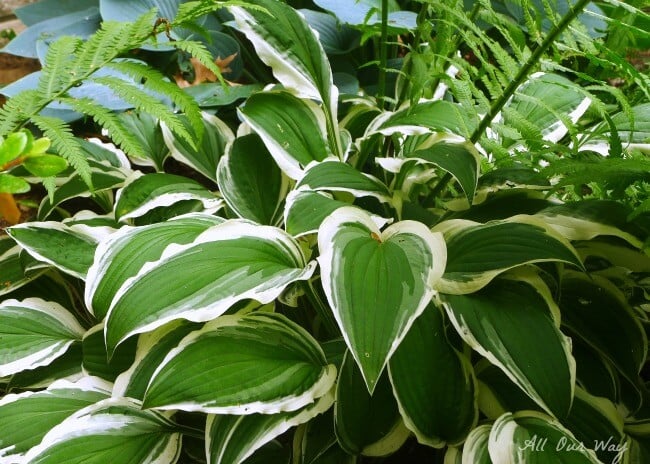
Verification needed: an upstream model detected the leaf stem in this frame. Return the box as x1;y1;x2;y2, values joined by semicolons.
377;0;389;109
303;279;340;338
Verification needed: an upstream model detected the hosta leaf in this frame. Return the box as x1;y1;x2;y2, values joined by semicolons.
228;0;336;114
217;134;289;226
114;173;223;221
118;111;169;170
366;101;472;138
388;303;477;447
534;200;644;249
459;425;493;464
293;409;355;464
405;141;481;204
206;390;334;464
0;239;41;296
6;343;84;391
441;274;575;419
300;9;360;55
162;112;234;183
23;398;182;464
318;206;446;392
85;213;224;319
143;312;336;414
434;217;584;294
105;220;316;353
559;271;647;389
239;91;332;180
285;190;351;237
0;377;110;462
0;298;85;377
81;324;137;382
114;321;201;400
6;221;98;279
488;411;600;463
335;352;410;456
297;160;391;202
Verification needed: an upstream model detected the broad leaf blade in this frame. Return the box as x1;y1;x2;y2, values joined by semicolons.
0;298;85;376
143;312;336;414
105;220;316;353
318;206;446;392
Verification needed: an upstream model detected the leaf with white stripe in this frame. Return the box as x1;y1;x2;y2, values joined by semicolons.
441;274;576;419
366;101;471;137
239;91;332;180
297;160;391;202
0;377;110;462
217;133;289;226
206;389;334;464
114;173;223;221
104;220;316;353
318;206;446;392
143;312;336;414
459;425;493;464
85;213;224;319
6;222;98;280
0;298;85;377
23;398;182;464
434;217;584;294
0;237;41;296
228;0;337;115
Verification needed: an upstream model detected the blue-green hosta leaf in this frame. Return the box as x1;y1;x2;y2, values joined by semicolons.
534;200;645;249
105;220;316;353
299;9;360;55
162;112;234;183
239;91;333;180
0;238;42;296
388;304;477;447
206;390;334;464
313;0;416;28
23;398;182;464
284;190;352;237
335;352;410;456
0;298;85;376
503;72;591;146
85;213;224;320
404;141;481;204
559;271;647;390
114;172;223;221
433;217;584;294
297;160;391;202
15;0;98;26
318;206;446;392
228;0;337;116
217;134;289;226
487;411;601;464
366;101;472;138
441;273;575;419
143;312;336;414
113;320;201;400
0;376;111;462
6;221;98;280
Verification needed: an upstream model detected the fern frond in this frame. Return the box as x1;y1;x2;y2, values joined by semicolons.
30;115;91;187
105;59;202;144
37;36;82;99
0;90;44;136
175;0;267;25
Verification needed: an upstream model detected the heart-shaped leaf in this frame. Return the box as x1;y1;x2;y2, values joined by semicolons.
318;206;446;392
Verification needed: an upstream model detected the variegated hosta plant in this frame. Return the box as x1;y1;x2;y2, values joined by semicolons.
1;1;650;463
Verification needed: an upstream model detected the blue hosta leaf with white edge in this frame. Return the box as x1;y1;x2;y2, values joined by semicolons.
239;91;333;180
104;220;316;353
296;160;391;203
0;376;111;462
143;312;336;414
206;389;334;464
216;133;289;226
6;221;98;280
161;112;234;183
487;411;600;464
85;213;224;320
114;172;224;221
0;298;85;377
23;397;182;464
318;206;446;392
441;272;576;419
433;216;584;295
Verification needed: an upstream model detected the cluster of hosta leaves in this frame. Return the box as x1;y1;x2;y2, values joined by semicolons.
2;0;650;463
